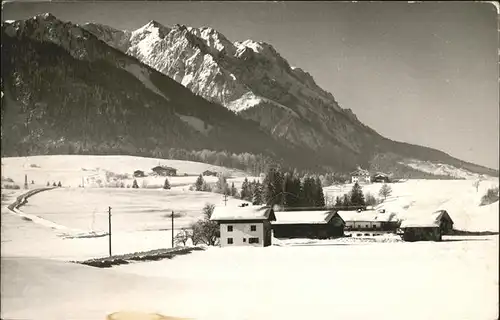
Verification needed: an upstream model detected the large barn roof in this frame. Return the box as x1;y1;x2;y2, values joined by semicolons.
337;210;398;223
272;210;340;225
400;210;453;228
210;205;274;222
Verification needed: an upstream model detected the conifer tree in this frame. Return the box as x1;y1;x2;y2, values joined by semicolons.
163;178;171;190
342;193;351;209
132;179;139;189
334;196;342;208
263;167;281;205
230;182;237;197
195;174;204;191
241;178;250;200
299;176;314;207
315;177;325;207
282;172;295;207
252;181;263;205
349;182;365;209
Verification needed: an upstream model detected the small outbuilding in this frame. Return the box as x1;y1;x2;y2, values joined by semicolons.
372;172;390;183
151;166;177;176
398;210;454;242
272;210;345;239
210;205;276;247
133;170;145;178
202;170;218;176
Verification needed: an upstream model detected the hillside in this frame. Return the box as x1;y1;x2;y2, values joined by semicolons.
324;179;499;232
0;15;321;172
1;14;497;177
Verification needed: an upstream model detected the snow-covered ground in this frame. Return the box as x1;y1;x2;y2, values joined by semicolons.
2;235;498;320
1;155;248;189
324;179;499;232
1;155;499;319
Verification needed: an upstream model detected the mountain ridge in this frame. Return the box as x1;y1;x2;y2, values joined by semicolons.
1;14;497;178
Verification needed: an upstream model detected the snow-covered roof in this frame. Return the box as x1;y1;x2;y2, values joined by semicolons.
272;210;339;225
337;210;398;223
210;205;274;221
351;168;370;176
400;210;453;228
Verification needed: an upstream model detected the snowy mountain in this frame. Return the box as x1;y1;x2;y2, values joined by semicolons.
1;14;497;177
84;21;375;157
81;19;498;177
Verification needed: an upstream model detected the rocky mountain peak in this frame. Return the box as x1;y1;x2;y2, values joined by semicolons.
35;12;57;22
133;20;171;39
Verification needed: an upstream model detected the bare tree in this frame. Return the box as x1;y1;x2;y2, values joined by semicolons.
202;203;215;219
190;219;219;246
378;183;392;201
174;228;191;246
190;203;219;246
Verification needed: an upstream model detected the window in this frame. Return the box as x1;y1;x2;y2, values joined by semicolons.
227;238;233;244
250;225;256;231
249;237;259;244
227;225;233;232
243;238;246;242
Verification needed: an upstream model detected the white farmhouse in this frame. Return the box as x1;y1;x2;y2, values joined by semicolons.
210;205;276;247
350;167;371;184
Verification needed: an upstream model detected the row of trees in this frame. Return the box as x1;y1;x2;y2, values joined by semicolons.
242;167;326;208
333;182;393;210
194;174;238;196
128;178;171;189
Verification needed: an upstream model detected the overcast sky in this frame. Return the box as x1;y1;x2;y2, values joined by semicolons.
2;1;499;169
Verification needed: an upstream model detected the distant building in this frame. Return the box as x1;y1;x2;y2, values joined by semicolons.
133;170;145;178
210;205;276;247
202;170;218;176
272;210;345;239
151;166;177;176
337;210;400;232
350;168;371;184
398;210;454;242
372;172;390;183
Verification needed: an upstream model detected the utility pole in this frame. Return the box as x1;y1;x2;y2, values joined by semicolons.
223;193;228;206
171;210;174;248
24;174;28;189
108;206;112;257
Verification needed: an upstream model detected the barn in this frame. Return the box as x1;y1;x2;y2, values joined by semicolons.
151;166;177;176
398;210;454;242
202;170;218;176
272;210;345;239
337;210;400;232
372;172;390;183
210;205;276;247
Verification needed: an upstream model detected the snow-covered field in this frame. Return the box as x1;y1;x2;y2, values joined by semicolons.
1;155;249;189
1;155;499;319
2;236;498;320
324;178;499;232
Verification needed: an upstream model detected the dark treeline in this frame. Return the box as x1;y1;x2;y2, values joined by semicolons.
240;167;326;208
